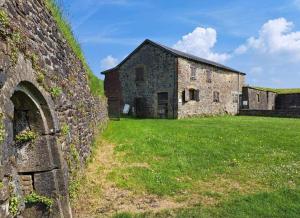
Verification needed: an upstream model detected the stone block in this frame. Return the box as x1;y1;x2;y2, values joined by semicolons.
16;136;55;173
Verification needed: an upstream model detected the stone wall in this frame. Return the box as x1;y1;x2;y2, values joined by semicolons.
241;87;276;110
276;94;300;110
0;0;107;217
177;58;245;118
239;109;300;118
118;43;177;118
104;70;122;118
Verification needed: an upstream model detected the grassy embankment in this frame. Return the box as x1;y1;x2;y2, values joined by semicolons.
45;0;104;96
254;87;300;94
74;116;300;217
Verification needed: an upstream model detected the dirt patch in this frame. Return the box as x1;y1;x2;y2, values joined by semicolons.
73;140;185;218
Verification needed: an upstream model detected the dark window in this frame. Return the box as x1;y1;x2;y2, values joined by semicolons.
213;91;220;103
256;94;260;102
135;66;144;82
206;70;212;83
157;92;168;118
190;66;196;81
182;90;186;103
158;92;168;103
189;89;200;101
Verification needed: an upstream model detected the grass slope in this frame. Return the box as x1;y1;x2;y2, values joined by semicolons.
254;87;300;94
45;0;103;96
101;116;300;217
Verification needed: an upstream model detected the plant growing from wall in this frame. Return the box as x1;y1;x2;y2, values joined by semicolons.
15;130;37;143
0;9;9;27
9;196;20;217
36;72;45;84
24;192;54;209
50;86;62;98
0;112;4;144
70;144;80;167
9;32;22;66
68;179;80;201
61;123;70;136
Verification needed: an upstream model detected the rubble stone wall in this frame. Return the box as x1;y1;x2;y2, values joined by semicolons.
177;58;245;118
0;0;107;217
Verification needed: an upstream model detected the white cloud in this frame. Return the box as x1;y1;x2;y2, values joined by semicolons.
100;55;119;70
235;18;300;61
173;27;231;63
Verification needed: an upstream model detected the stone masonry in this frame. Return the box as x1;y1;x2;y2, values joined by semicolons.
0;0;107;217
103;39;245;119
177;58;244;118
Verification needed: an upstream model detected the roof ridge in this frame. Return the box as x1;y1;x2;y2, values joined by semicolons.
102;39;245;75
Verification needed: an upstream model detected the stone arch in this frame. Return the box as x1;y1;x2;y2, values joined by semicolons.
0;55;71;217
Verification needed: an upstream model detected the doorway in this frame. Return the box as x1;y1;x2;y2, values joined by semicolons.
157;92;168;118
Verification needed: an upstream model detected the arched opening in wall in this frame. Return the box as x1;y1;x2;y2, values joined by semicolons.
10;81;66;217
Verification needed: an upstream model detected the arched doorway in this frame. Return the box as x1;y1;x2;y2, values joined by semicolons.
8;81;70;217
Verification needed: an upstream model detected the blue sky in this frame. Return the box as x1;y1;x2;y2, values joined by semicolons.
59;0;300;88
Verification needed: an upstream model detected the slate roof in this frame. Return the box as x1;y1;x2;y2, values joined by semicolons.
101;39;245;75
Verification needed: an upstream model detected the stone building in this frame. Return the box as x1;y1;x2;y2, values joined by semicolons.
102;39;245;119
241;87;276;110
240;87;300;118
0;0;107;217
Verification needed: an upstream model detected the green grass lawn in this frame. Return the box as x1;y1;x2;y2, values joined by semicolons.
102;116;300;218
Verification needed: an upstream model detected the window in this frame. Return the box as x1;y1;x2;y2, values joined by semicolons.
190;66;196;81
189;89;200;101
158;92;168;103
256;94;260;102
182;90;186;103
135;66;144;82
213;91;220;103
206;70;212;83
233;93;239;103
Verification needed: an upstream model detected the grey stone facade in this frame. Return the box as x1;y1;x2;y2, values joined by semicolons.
177;58;244;118
241;87;276;110
118;43;177;118
0;0;107;217
240;87;300;118
103;40;245;119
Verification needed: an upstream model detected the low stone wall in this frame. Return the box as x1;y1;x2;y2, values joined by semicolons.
239;109;300;118
276;94;300;110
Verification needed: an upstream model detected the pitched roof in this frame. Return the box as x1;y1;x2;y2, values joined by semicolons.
101;39;245;75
